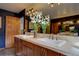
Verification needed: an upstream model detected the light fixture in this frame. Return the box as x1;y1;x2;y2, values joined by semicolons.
26;8;38;17
48;3;54;7
58;3;60;5
48;3;61;8
26;8;32;15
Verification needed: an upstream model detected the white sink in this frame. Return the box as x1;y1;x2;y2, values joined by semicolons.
37;38;66;47
72;42;79;49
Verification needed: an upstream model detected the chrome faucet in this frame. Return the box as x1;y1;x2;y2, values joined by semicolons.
52;34;54;40
55;35;58;40
56;36;58;40
49;34;58;40
49;34;54;40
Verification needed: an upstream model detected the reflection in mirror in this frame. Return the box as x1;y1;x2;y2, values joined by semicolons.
57;20;79;36
58;21;74;32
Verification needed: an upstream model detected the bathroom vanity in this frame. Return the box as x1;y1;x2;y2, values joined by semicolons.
14;34;79;56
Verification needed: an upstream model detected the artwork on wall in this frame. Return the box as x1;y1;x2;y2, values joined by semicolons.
0;17;2;28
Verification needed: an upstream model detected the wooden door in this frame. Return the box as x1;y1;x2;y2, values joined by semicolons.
6;16;21;48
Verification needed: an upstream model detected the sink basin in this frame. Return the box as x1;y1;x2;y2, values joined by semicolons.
72;42;79;49
37;38;66;47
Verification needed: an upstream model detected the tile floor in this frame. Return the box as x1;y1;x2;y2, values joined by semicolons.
0;48;15;56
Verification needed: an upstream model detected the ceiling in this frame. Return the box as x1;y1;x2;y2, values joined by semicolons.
0;3;79;19
0;3;47;13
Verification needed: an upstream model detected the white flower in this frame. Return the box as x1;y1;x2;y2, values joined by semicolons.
38;20;41;23
31;20;36;23
30;11;50;26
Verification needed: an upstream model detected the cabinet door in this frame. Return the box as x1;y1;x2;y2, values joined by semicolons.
21;40;34;56
14;37;22;56
40;47;47;56
33;45;41;56
21;45;34;56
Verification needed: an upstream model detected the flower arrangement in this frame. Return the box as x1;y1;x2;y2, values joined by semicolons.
30;11;50;33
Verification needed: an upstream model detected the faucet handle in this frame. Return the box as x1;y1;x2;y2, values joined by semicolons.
52;34;54;39
49;34;53;40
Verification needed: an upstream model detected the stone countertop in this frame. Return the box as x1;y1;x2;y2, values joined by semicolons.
15;34;79;56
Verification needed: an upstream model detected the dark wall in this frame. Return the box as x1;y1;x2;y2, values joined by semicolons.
18;9;25;17
18;9;26;34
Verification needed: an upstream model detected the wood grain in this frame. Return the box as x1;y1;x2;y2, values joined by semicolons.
14;37;65;56
6;16;21;48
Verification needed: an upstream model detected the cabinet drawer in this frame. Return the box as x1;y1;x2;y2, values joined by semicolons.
21;40;34;48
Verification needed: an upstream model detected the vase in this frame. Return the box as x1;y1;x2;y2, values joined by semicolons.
33;23;38;38
34;31;37;38
41;23;47;34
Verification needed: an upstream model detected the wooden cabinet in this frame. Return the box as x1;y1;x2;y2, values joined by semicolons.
14;37;65;56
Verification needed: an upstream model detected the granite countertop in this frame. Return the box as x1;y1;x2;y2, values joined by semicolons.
15;34;79;56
